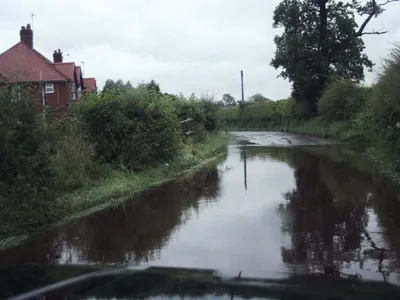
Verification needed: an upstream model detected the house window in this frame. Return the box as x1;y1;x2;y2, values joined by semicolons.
45;82;54;93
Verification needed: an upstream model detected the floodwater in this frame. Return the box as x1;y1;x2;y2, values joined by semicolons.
1;131;400;285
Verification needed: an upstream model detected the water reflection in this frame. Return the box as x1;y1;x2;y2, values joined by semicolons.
0;167;222;265
262;146;400;282
2;136;400;285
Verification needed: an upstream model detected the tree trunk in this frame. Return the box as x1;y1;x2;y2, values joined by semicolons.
316;0;329;111
318;1;329;82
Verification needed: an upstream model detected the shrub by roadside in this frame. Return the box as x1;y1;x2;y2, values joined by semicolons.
0;82;226;237
317;79;370;121
74;88;182;170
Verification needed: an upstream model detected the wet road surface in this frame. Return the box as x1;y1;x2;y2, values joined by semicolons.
1;131;400;285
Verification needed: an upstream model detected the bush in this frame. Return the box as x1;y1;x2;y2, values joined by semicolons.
200;97;219;132
0;87;50;188
0;80;228;235
367;44;400;149
317;79;370;121
0;86;99;232
48;118;96;190
74;87;182;170
174;97;206;141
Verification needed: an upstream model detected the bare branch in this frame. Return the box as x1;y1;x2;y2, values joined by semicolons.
361;30;389;35
378;0;400;6
356;0;399;36
356;0;378;36
361;30;388;35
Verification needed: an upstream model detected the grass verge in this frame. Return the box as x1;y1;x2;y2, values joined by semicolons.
61;133;229;218
249;119;400;181
0;133;229;250
280;120;400;180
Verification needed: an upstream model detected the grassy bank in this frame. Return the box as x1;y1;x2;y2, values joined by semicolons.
0;133;228;249
59;133;228;220
0;80;226;239
280;119;400;181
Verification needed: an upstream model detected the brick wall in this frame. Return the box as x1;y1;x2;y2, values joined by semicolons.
2;81;74;115
45;82;72;112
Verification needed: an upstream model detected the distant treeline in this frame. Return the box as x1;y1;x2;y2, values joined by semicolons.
218;45;400;173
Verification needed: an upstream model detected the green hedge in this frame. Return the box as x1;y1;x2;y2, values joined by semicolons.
317;79;370;121
74;88;182;170
0;81;222;234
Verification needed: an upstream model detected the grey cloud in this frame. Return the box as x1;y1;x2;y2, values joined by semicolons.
1;0;400;100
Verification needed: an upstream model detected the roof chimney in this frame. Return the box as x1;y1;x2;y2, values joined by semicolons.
20;24;33;48
53;49;63;63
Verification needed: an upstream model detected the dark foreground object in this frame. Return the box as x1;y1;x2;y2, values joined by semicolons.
2;265;400;300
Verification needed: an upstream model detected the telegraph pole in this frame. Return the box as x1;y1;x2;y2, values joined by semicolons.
240;70;244;102
243;145;247;191
240;69;247;190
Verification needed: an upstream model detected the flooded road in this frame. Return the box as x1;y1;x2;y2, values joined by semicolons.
1;131;400;285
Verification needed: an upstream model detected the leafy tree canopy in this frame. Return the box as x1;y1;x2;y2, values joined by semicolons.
138;80;161;94
222;93;236;106
102;79;133;94
249;93;271;102
271;0;399;114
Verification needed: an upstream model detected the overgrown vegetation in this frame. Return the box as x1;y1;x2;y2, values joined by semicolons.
218;44;400;174
0;81;226;237
271;0;398;115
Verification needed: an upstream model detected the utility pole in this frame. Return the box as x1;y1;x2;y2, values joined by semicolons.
240;70;244;102
241;69;247;190
243;145;247;191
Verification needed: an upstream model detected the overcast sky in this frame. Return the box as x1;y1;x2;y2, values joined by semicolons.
1;0;400;100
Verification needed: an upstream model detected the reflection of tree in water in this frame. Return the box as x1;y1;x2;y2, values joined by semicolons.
62;167;221;264
258;145;400;280
369;178;400;278
0;167;221;265
268;147;373;275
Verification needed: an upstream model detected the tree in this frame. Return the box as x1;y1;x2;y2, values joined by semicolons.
136;80;162;94
216;100;225;107
102;79;133;94
222;93;236;106
249;93;271;102
271;0;399;115
125;80;133;89
145;80;161;94
102;79;116;93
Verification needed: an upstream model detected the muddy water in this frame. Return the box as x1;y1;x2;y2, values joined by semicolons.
1;132;400;284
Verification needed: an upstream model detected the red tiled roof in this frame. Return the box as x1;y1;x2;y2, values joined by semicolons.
75;66;82;85
54;62;75;82
84;78;97;92
0;42;70;82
